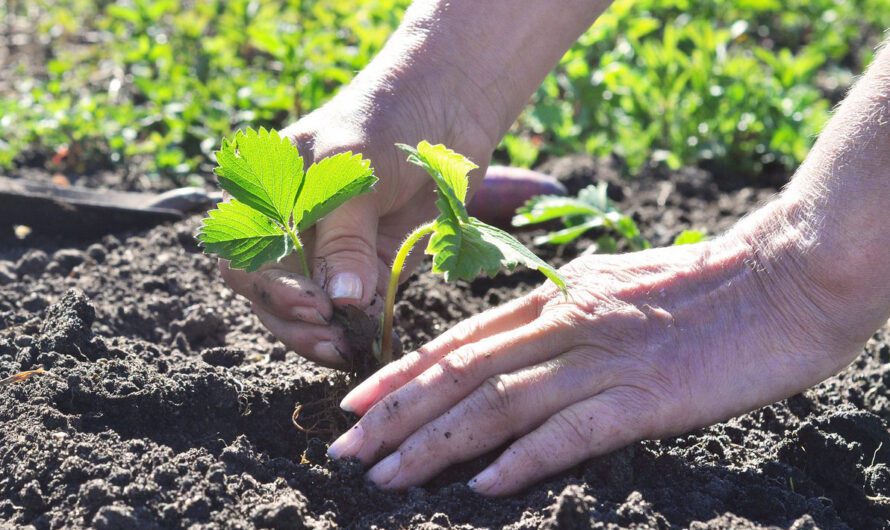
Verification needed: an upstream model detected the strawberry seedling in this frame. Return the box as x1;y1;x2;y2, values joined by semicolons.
513;182;707;252
197;127;377;274
197;132;565;367
380;142;568;362
512;182;649;252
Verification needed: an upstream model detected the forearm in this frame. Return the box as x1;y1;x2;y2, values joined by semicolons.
730;41;890;346
348;0;611;146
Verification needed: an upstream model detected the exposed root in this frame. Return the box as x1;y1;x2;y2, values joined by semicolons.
0;366;47;386
291;374;357;441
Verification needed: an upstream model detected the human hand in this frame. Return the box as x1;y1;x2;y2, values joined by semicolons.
218;71;496;368
326;220;864;495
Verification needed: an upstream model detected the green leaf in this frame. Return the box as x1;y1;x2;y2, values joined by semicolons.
472;220;567;293
295;151;377;230
426;215;567;293
673;229;707;245
426;215;503;282
576;183;615;212
416;141;477;203
197;200;292;272
533;218;604;245
397;141;476;220
513;196;602;227
214;127;304;226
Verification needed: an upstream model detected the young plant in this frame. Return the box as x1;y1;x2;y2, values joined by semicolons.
197;127;377;273
512;182;650;252
380;142;568;362
513;182;708;253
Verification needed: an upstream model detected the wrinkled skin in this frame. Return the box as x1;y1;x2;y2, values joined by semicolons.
328;230;862;495
217;0;890;497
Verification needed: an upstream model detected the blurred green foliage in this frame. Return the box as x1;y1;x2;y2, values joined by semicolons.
505;0;890;176
1;0;889;182
1;0;409;182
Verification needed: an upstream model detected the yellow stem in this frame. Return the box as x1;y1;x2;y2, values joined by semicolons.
381;221;436;363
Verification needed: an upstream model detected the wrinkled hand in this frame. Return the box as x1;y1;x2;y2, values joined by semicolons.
327;235;862;495
219;80;495;368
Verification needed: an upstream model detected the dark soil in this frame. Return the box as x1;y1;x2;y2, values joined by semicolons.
2;156;889;529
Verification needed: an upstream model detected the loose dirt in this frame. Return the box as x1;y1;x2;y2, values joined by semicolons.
1;157;888;529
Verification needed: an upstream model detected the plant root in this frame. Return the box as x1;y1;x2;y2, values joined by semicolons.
0;366;47;386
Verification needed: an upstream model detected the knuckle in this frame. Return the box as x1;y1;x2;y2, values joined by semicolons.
450;318;484;345
437;347;476;384
476;375;513;419
551;409;594;450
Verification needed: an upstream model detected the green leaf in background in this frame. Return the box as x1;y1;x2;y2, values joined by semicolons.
198;200;291;272
501;134;541;168
533;218;605;245
513;182;648;251
673;229;708;245
295;151;377;230
513;196;603;226
214;128;304;226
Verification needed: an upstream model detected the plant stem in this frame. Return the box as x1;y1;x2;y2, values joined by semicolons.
381;221;436;363
286;226;311;277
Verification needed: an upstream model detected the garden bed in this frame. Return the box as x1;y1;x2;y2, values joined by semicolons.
1;157;888;529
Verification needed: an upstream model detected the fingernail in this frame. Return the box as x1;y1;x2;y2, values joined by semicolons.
292;307;328;325
329;273;362;301
328;423;364;459
468;466;498;493
313;342;344;365
367;452;401;487
340;379;373;413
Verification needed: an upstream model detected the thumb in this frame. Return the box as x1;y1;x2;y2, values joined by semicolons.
311;195;380;308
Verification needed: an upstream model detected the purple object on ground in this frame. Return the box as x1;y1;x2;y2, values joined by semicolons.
468;166;567;228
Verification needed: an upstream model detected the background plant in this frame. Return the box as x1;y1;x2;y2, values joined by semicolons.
3;0;890;183
514;182;706;252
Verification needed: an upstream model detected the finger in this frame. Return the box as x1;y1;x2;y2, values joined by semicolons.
338;294;542;414
328;317;574;463
468;388;651;496
311;196;380;308
364;353;615;490
220;262;333;325
252;304;350;369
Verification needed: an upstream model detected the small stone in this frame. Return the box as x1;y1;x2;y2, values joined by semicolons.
52;249;85;274
16;250;49;277
17;480;44;511
201;347;244;368
183;495;211;520
92;504;138;530
80;479;114;508
0;261;16;285
269;345;287;361
86;243;107;263
867;463;890;496
303;438;328;464
250;490;309;530
544;485;593;529
21;294;49;312
13;335;33;348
